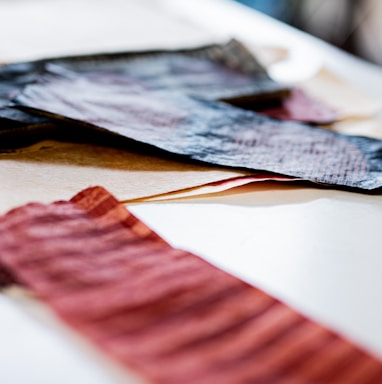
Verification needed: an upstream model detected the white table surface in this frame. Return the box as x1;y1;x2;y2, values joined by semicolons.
2;1;382;383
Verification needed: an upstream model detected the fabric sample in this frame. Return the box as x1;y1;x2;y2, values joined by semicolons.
53;39;287;104
301;68;382;119
15;72;382;190
258;88;339;124
1;186;382;383
136;174;298;202
0;140;254;213
0;40;287;131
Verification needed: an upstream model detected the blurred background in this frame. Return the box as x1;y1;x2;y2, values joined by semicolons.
235;0;382;66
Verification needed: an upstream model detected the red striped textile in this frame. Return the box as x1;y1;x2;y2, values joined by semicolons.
0;186;381;383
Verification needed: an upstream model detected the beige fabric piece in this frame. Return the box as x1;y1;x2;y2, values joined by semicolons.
332;117;382;140
301;68;382;119
0;140;251;214
303;69;382;140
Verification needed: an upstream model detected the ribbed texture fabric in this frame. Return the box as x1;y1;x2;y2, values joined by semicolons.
1;186;382;383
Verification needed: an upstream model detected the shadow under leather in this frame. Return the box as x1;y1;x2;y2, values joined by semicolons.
0;125;251;176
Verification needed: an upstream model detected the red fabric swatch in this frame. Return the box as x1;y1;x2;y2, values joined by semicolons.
0;186;381;383
258;88;339;124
